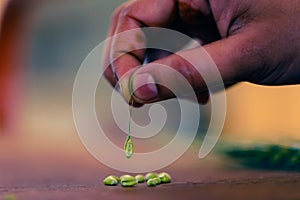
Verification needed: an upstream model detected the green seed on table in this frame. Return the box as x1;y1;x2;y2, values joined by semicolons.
158;172;171;183
145;172;158;181
103;175;119;186
110;175;120;182
120;175;137;187
120;174;135;180
120;174;131;180
103;173;171;188
135;174;145;183
147;177;161;187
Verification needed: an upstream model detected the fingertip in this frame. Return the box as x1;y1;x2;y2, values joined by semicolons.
131;73;159;103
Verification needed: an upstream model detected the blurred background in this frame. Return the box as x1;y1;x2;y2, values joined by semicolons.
1;0;300;197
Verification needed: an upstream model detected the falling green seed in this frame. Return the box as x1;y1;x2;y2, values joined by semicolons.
124;136;134;159
135;174;145;183
147;177;161;187
120;175;137;187
158;172;171;183
103;175;119;186
145;172;159;181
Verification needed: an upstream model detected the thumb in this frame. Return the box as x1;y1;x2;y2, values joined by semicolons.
129;34;252;104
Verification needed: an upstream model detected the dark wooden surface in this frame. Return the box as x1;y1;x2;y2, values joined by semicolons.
1;136;300;200
2;172;300;200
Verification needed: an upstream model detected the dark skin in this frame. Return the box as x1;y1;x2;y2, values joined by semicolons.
103;0;300;105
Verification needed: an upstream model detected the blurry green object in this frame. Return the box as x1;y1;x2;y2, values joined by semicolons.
147;177;161;187
110;175;120;182
4;195;17;200
120;175;138;187
145;172;159;181
158;172;172;183
135;174;145;183
103;175;119;186
225;144;300;171
103;172;171;187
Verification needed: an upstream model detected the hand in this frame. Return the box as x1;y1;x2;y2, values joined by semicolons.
103;0;300;105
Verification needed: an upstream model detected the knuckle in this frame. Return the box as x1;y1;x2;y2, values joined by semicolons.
174;56;198;89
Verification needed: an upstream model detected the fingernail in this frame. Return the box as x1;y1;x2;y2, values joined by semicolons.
132;73;158;101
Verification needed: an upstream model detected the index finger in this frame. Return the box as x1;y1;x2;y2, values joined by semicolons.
110;0;177;102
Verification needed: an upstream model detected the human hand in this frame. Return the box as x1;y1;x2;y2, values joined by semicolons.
103;0;300;105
